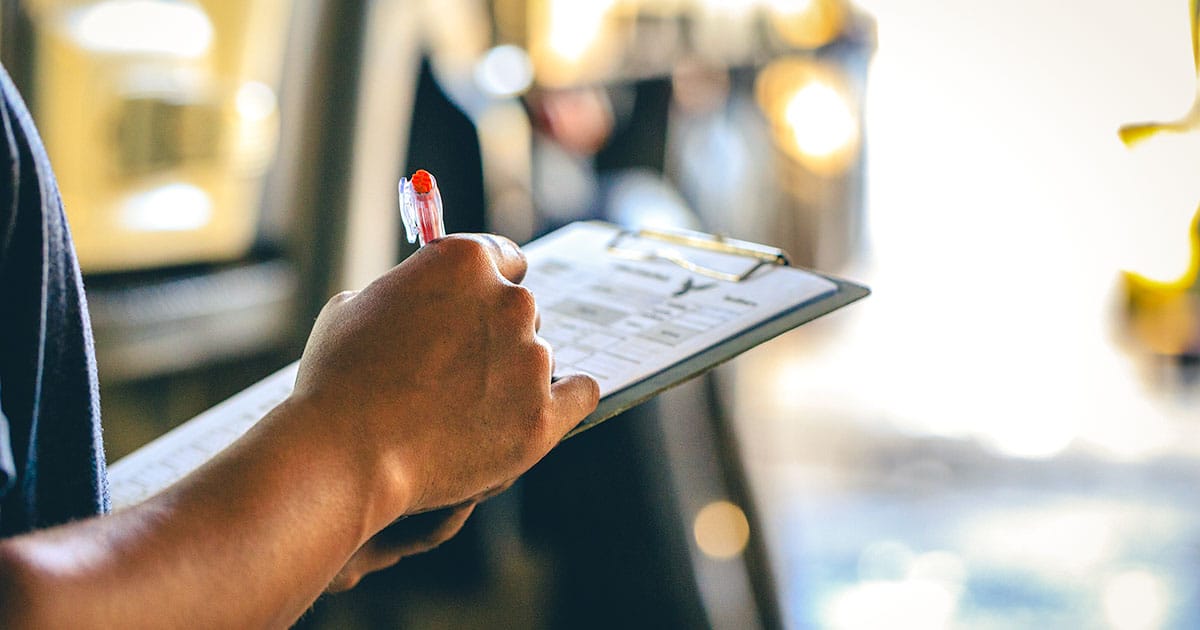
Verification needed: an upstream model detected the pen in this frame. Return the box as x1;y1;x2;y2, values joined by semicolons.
399;169;446;246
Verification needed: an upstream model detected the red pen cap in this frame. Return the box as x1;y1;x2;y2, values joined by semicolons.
398;169;445;246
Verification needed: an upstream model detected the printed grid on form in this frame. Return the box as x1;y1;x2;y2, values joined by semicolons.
524;223;836;396
108;223;836;509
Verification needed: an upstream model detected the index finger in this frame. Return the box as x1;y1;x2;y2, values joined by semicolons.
444;233;528;284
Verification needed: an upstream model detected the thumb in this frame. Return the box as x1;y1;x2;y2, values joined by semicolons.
547;373;601;440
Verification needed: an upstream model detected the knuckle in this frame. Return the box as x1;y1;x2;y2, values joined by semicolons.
500;285;538;323
321;290;357;312
482;233;526;270
436;236;490;267
314;290;357;325
436;238;500;287
528;337;554;371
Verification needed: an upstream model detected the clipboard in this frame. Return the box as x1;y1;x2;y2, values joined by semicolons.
529;221;869;439
107;221;867;509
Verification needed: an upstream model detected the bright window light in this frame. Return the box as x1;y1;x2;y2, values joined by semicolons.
545;0;615;62
785;80;858;159
1103;570;1170;630
69;0;213;59
693;501;751;559
475;45;534;98
121;183;212;232
235;82;277;123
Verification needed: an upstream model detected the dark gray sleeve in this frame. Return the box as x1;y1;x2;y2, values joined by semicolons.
0;66;16;277
0;86;16;500
0;393;14;500
0;62;108;528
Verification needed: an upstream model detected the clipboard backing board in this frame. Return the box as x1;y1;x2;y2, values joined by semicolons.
536;222;869;439
567;274;868;438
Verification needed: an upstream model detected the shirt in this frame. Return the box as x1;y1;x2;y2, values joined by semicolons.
0;63;108;535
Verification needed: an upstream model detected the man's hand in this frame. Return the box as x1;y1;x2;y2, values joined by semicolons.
0;233;597;630
293;234;599;532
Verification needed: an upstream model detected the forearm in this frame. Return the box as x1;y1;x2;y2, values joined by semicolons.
0;395;394;629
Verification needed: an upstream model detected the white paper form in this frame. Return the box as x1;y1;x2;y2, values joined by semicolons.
109;222;838;510
107;362;299;509
524;222;837;398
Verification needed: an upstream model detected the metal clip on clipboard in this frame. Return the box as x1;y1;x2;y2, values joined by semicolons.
604;227;791;283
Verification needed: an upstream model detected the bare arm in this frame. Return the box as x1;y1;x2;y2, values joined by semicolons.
0;234;599;629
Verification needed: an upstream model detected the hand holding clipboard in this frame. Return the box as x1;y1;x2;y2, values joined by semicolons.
107;220;867;508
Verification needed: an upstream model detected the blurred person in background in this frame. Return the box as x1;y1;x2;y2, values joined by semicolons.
0;58;599;628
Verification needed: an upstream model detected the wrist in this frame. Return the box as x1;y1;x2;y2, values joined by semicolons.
264;392;416;540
